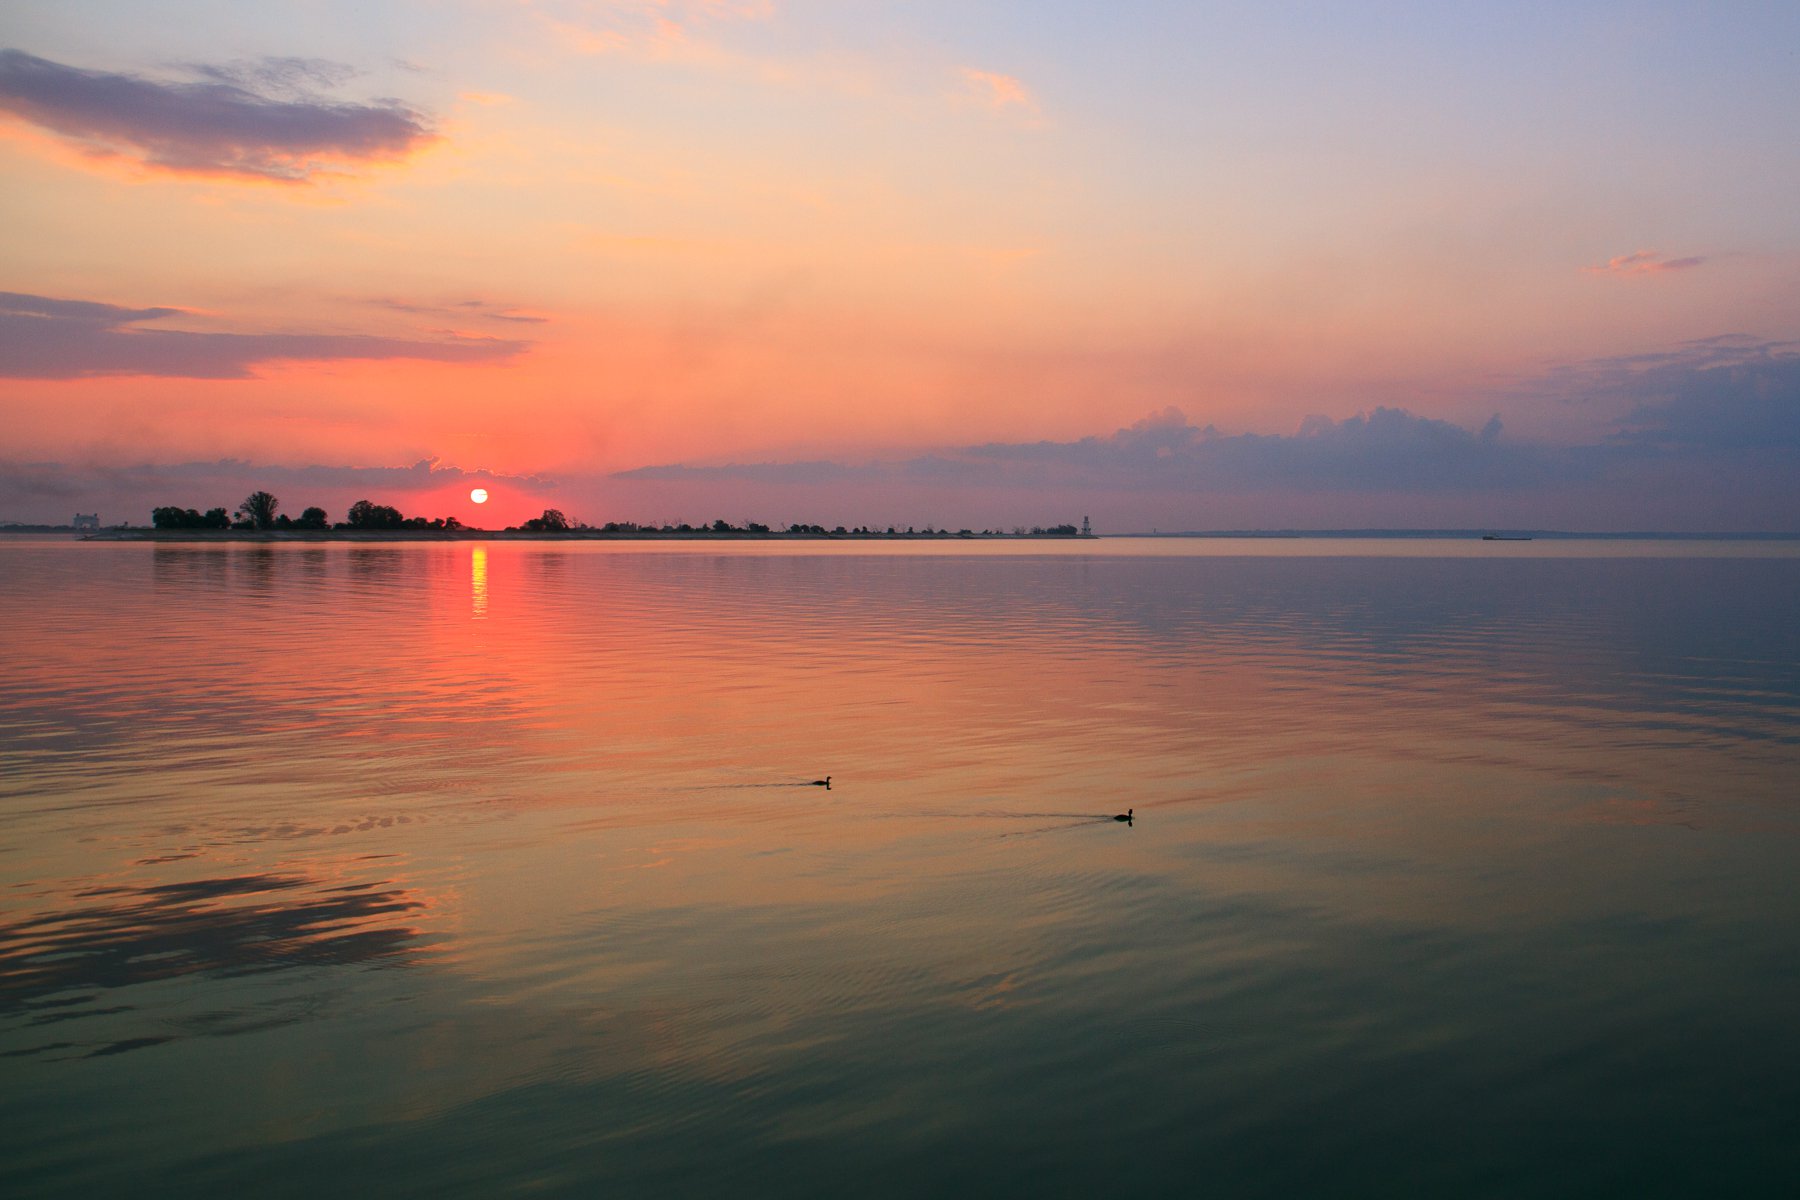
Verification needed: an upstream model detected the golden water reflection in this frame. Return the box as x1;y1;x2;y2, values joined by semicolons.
470;544;488;619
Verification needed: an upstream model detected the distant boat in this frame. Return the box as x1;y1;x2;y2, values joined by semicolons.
1481;535;1533;541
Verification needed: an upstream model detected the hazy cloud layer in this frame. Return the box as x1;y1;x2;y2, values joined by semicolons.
620;405;1565;493
540;0;773;58
8;336;1794;529
0;291;181;324
1611;363;1800;451
370;297;550;325
0;49;434;181
620;339;1800;499
1537;336;1800;449
0;291;527;379
0;457;553;519
181;57;359;96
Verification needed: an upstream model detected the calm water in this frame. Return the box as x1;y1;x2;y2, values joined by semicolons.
3;538;1798;1197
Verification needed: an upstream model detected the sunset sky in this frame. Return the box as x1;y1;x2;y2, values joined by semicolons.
3;1;1798;530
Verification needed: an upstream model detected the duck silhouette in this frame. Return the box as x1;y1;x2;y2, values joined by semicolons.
1113;808;1133;823
810;776;831;789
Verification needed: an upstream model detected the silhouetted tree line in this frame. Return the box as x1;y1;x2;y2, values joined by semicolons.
336;498;462;531
514;508;570;532
150;493;1081;537
558;519;1083;537
152;493;462;532
152;506;233;529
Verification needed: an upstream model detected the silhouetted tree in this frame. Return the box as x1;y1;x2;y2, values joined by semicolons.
152;506;199;529
343;499;405;530
238;491;280;530
295;506;329;531
152;505;239;529
522;508;570;532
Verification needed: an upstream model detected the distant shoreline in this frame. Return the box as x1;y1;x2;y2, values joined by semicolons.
1110;529;1800;541
4;527;1796;542
55;528;1100;543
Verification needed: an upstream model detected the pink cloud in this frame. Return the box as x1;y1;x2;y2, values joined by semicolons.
1585;250;1706;277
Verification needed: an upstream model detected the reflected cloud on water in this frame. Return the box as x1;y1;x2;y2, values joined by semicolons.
0;870;430;1058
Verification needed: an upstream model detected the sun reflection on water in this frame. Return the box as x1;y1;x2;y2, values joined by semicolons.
471;545;488;619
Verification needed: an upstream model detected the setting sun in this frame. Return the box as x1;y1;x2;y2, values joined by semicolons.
470;488;489;504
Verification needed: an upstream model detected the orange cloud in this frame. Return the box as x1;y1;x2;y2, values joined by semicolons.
536;0;773;59
958;67;1038;115
1585;250;1705;277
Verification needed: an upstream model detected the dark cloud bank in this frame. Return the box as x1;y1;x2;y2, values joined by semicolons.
1560;336;1800;452
621;406;1552;492
0;49;433;181
617;338;1800;526
0;291;526;379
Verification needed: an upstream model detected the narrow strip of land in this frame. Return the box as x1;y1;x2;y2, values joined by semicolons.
72;528;1098;542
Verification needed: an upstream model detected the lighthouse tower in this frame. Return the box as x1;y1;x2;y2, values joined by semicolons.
1081;515;1092;537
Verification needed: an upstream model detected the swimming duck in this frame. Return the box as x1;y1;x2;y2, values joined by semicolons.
1113;808;1133;822
810;776;831;788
